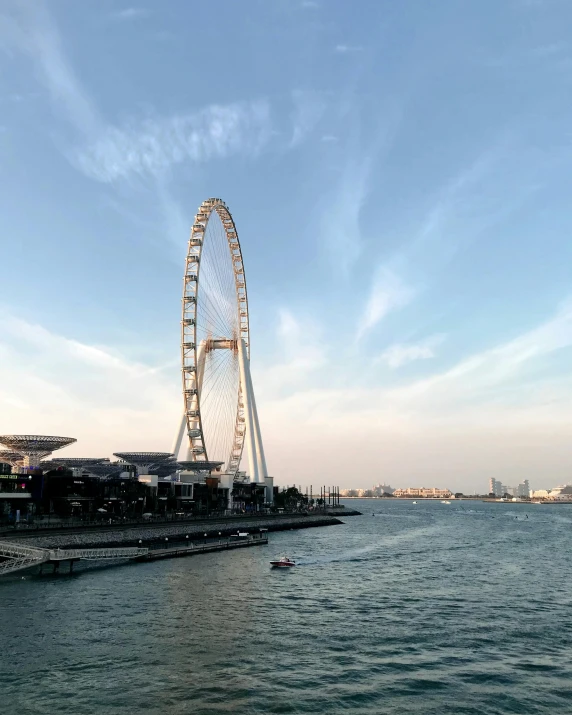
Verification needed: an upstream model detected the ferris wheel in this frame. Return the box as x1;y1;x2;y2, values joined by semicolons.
172;198;267;482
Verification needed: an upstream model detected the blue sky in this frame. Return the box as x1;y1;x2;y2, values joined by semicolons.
1;0;572;492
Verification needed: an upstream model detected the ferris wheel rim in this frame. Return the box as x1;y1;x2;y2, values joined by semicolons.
181;198;249;476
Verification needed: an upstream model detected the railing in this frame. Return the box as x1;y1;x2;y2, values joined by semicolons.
0;541;49;576
49;547;149;560
0;542;149;576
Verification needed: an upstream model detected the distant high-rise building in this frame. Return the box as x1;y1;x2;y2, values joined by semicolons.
516;480;530;498
489;478;504;497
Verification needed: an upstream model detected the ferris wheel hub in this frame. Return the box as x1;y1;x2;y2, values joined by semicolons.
206;338;237;352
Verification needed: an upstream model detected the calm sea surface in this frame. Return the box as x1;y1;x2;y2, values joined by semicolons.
2;499;572;714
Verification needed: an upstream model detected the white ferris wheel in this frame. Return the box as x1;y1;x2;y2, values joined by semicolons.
172;198;267;483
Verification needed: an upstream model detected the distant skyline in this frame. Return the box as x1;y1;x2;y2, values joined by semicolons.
1;1;572;491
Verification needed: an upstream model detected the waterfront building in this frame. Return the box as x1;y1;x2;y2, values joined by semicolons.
516;480;530;498
393;487;452;499
546;485;572;501
0;454;267;522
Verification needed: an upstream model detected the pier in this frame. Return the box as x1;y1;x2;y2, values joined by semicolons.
138;532;268;562
0;532;269;577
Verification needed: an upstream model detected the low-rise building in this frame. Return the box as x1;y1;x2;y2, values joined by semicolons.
393;487;452;499
530;489;550;499
547;485;572;501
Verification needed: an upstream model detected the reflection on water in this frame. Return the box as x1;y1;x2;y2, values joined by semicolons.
2;499;572;714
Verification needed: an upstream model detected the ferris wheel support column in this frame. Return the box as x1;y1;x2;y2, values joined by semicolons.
244;351;268;483
171;411;187;459
237;338;259;483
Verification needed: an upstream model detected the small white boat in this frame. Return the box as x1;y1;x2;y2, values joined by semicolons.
270;556;296;568
441;500;451;504
412;501;417;504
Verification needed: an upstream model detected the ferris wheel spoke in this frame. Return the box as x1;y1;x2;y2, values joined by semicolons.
210;219;237;328
197;281;233;336
202;251;235;333
207;356;236;462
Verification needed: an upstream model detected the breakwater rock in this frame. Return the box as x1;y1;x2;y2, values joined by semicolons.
10;514;343;550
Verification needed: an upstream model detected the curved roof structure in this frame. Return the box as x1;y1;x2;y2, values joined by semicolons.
0;435;76;466
85;463;125;478
177;460;224;472
149;463;180;478
50;458;109;467
113;452;174;468
0;450;25;467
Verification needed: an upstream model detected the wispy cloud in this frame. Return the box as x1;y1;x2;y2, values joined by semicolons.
356;267;415;340
111;7;151;21
409;150;495;253
0;0;99;134
290;90;326;148
379;334;445;368
335;44;364;53
75;100;272;182
0;2;309;185
320;151;373;275
318;100;403;278
395;139;544;283
395;299;572;405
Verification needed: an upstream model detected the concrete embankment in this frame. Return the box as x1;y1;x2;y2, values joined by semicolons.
8;514;344;550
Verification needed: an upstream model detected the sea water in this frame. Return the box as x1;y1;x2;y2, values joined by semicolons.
1;499;572;714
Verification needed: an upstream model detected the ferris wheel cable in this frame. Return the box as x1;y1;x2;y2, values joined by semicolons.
200;346;229;382
195;303;230;339
200;365;228;407
205;362;236;422
209;358;236;416
202;217;235;326
201;354;234;409
210;214;234;289
196;275;231;327
205;359;237;458
199;245;235;326
197;276;235;337
213;393;236;461
196;274;234;336
201;260;235;334
197;293;233;339
211;221;238;329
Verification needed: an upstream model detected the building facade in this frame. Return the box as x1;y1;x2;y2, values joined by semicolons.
489;478;505;497
393;487;452;498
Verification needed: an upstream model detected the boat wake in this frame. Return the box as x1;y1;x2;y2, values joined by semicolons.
296;542;383;566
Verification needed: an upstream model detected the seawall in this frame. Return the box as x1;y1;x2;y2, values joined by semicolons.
8;514;344;550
